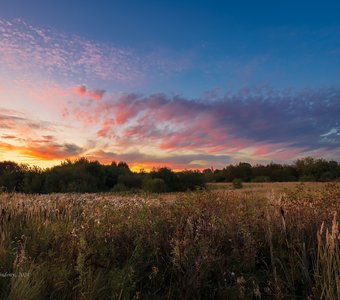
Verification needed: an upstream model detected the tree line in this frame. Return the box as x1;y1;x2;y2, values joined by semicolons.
0;158;205;193
0;157;338;193
203;157;340;183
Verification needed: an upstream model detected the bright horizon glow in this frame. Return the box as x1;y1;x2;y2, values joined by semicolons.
1;1;339;169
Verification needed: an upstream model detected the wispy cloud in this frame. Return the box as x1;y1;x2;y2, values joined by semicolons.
0;18;188;84
0;18;141;82
0;108;54;134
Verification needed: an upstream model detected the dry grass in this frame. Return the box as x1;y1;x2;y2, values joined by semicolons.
0;182;339;299
208;181;328;193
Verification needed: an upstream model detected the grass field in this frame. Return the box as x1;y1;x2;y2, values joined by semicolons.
0;182;339;299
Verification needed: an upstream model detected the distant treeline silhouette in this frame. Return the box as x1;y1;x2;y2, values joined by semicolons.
203;157;339;183
0;158;205;193
0;157;338;193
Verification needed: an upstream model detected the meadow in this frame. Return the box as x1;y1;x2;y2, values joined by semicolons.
0;182;339;299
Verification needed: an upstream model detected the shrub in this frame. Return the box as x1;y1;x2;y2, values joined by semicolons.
143;178;168;193
232;178;243;189
299;175;316;182
252;176;271;183
151;168;181;191
319;171;335;182
112;183;128;192
177;171;206;191
117;174;143;189
23;171;45;193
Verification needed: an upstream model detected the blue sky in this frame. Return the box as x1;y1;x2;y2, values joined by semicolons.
0;1;339;169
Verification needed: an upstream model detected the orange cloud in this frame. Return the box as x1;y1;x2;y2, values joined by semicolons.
0;137;83;162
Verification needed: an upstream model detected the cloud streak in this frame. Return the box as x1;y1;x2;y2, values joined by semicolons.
86;149;231;170
0;108;54;134
0;140;83;161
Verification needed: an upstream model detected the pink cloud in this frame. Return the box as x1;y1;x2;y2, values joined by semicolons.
87;89;105;101
75;85;87;97
61;107;69;118
251;143;305;160
74;85;105;101
97;119;115;138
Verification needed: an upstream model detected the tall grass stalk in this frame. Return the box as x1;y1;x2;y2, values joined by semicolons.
314;213;340;299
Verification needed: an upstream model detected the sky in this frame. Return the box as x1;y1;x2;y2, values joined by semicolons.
0;0;339;171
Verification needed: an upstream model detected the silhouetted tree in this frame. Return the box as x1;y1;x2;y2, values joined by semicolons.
0;161;25;192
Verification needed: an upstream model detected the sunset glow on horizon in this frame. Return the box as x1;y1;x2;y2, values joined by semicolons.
1;1;339;170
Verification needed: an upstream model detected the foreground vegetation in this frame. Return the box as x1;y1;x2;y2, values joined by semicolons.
0;183;339;299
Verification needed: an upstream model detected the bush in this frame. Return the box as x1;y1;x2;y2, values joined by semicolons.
232;178;243;189
23;171;45;193
319;171;335;182
177;171;205;191
0;161;25;192
111;183;128;192
151;168;180;191
117;174;142;189
143;178;168;193
299;175;316;182
252;176;271;183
